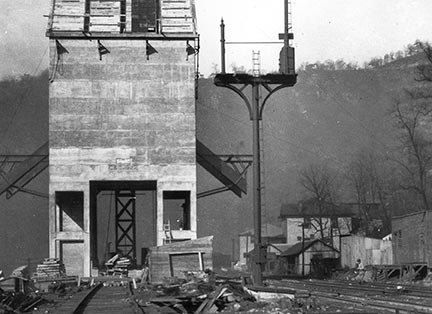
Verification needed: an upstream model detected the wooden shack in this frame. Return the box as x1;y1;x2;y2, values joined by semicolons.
149;236;213;283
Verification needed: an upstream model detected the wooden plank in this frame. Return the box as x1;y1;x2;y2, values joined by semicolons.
162;17;193;24
91;2;121;9
161;9;192;18
161;19;194;33
90;25;119;32
125;0;132;32
54;3;85;21
52;23;85;31
161;0;190;9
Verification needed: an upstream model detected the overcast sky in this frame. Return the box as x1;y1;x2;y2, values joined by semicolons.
1;0;432;78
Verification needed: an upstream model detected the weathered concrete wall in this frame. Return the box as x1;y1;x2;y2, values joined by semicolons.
392;211;432;265
48;39;197;276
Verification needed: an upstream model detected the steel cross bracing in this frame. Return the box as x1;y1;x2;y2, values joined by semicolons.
115;190;137;261
196;154;252;199
0;142;49;199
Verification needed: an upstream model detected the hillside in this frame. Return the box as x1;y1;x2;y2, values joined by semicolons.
196;54;429;256
0;71;49;275
0;54;429;273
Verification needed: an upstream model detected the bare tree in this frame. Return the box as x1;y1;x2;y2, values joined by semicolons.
415;41;432;82
392;89;432;211
346;150;392;234
298;163;339;239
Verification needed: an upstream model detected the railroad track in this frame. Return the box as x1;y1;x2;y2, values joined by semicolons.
48;283;143;314
268;279;432;314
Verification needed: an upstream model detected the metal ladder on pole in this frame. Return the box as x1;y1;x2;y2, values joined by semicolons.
252;50;261;77
287;0;293;32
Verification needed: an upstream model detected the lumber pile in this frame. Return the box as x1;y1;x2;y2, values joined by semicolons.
34;258;66;278
105;254;132;277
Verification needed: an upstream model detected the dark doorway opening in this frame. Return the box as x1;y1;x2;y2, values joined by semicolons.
90;181;157;270
163;191;190;231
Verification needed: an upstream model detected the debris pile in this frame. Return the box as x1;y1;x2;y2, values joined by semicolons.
34;258;66;279
105;254;132;277
130;270;300;313
0;289;43;313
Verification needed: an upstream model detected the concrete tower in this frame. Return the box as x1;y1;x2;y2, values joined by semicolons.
47;0;198;276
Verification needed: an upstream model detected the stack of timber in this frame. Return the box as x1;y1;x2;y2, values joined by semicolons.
34;258;66;279
149;236;213;283
105;255;131;277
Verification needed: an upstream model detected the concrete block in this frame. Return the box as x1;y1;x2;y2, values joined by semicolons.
178;97;195;113
50;98;102;115
148;147;174;164
172;148;196;164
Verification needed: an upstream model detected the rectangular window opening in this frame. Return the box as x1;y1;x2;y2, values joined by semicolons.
132;0;158;33
331;218;338;229
56;191;84;231
303;217;311;229
163;191;191;231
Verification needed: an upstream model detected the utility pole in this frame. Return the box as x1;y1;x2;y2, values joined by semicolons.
220;18;226;73
214;0;296;285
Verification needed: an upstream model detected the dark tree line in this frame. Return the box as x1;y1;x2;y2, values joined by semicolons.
298;40;428;72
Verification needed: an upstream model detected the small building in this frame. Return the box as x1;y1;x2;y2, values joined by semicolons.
279;239;340;277
392;211;432;266
340;234;393;269
238;223;285;265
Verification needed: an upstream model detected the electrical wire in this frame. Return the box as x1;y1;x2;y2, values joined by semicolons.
199;101;350;165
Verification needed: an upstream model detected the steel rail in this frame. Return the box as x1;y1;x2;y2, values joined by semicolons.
277;280;432;313
310;290;432;314
304;279;432;299
70;283;103;314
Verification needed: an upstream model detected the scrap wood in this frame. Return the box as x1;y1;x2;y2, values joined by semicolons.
0;290;43;314
195;285;252;314
194;286;224;314
150;296;182;305
141;303;178;314
0;302;23;314
244;285;296;303
21;296;43;312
